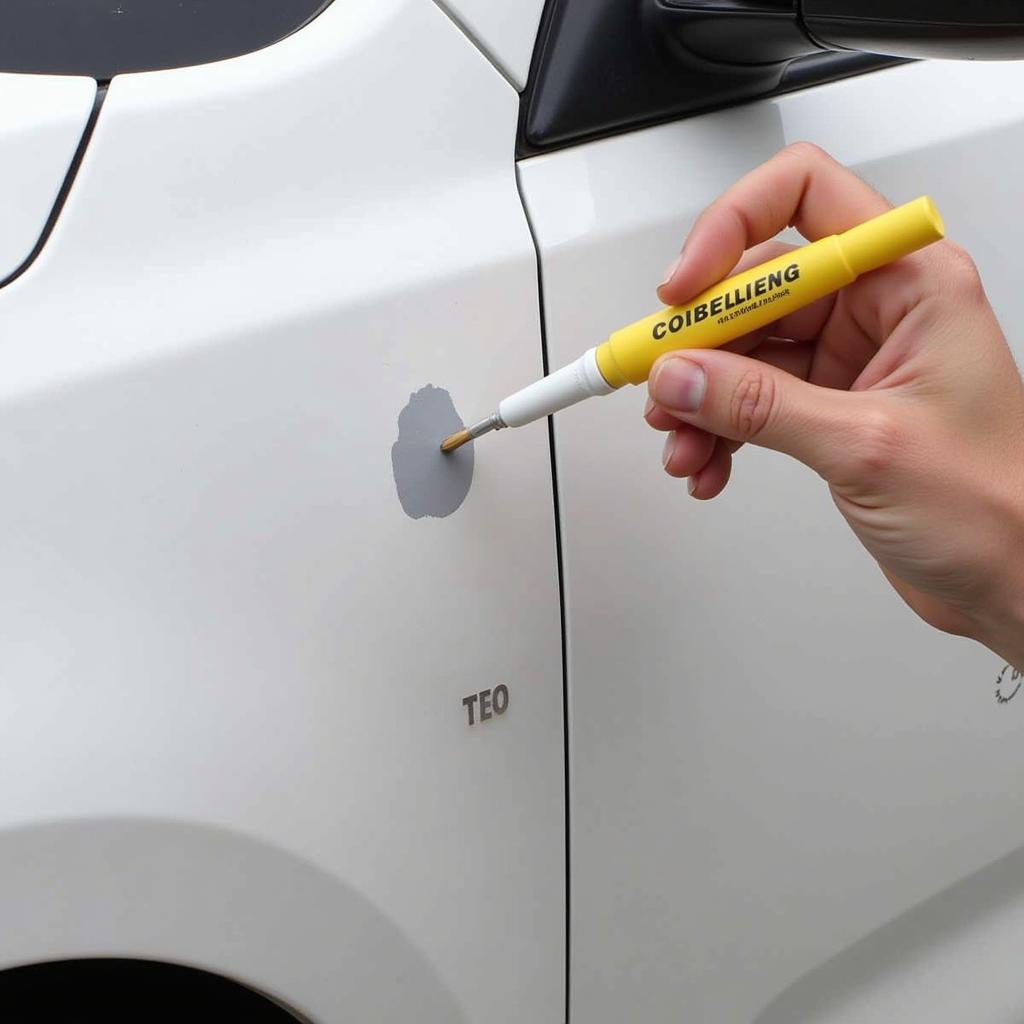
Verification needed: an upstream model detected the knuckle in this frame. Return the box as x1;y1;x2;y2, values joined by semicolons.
939;242;986;301
729;368;776;441
840;408;904;479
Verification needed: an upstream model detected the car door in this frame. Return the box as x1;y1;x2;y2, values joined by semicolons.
517;6;1024;1023
0;1;565;1020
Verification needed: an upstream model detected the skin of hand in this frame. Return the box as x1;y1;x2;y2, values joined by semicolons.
646;142;1024;669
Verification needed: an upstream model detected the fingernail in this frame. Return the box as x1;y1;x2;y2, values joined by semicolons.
643;396;655;418
687;475;698;497
651;358;706;414
662;433;676;469
659;253;683;289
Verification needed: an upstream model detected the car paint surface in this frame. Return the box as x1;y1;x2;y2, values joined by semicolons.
436;0;546;89
2;0;1024;1020
519;57;1024;1024
0;1;563;1020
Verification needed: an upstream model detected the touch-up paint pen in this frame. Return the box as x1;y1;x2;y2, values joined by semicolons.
440;196;944;453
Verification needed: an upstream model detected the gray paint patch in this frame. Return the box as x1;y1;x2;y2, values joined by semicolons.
392;385;474;520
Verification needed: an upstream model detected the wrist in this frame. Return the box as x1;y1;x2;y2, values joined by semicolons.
961;468;1024;668
971;557;1024;672
978;622;1024;679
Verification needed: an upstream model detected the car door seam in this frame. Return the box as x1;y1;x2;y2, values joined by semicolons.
514;160;571;1024
429;0;520;92
0;82;107;292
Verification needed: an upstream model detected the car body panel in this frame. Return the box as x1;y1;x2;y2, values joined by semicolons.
3;0;1023;1018
0;1;564;1020
437;0;545;89
519;58;1024;1024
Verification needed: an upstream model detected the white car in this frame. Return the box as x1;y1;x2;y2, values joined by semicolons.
2;1;1023;1020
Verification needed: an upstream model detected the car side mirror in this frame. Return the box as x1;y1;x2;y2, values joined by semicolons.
652;0;1024;67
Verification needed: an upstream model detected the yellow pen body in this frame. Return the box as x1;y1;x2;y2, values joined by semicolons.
595;196;944;388
443;197;944;452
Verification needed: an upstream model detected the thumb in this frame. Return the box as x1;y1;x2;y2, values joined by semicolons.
648;349;860;480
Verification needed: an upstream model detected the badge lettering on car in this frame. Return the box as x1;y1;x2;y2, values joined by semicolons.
463;685;509;726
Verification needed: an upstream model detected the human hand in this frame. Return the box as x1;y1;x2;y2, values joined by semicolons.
646;142;1024;666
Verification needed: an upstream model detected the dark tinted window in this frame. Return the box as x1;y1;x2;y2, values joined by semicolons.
0;0;334;79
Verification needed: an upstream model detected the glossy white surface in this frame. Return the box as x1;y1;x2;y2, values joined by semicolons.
520;59;1024;1023
436;0;545;89
0;1;563;1021
0;73;94;284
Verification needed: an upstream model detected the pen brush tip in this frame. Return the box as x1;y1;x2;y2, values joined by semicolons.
440;428;471;453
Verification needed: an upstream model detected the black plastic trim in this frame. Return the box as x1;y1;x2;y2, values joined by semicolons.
658;0;823;66
802;1;1024;61
806;0;1024;25
0;0;335;79
779;48;908;90
517;0;902;158
805;18;1024;60
0;83;106;292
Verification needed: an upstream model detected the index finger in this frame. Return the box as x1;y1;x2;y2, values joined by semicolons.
657;142;891;306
